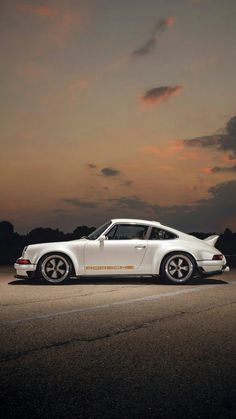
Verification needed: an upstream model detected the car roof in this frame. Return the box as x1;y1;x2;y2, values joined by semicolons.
111;218;161;227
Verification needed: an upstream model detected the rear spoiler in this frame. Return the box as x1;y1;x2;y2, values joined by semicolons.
203;235;219;246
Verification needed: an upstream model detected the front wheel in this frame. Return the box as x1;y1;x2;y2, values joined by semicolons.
39;254;72;284
160;253;195;284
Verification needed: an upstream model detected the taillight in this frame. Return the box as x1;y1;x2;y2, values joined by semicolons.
212;254;224;260
16;258;31;264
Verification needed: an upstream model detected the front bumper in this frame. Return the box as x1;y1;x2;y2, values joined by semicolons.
14;263;37;279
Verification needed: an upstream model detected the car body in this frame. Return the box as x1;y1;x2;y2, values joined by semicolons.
15;218;229;284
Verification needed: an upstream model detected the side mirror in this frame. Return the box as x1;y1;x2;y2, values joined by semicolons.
99;235;107;242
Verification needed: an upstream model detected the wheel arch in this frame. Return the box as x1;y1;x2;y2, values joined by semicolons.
155;249;198;275
36;250;77;277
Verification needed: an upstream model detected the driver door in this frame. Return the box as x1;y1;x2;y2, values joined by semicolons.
84;224;148;275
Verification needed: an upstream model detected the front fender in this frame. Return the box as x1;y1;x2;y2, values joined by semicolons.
34;249;80;276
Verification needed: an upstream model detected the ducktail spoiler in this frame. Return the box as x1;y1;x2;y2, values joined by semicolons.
203;235;219;246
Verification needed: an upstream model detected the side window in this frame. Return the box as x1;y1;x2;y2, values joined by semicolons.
106;224;148;240
106;225;117;240
150;228;177;240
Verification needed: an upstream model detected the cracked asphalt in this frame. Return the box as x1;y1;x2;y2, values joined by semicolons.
0;267;236;418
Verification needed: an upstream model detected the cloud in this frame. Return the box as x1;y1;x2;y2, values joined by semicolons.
87;163;97;169
123;180;133;187
62;198;99;208
210;165;236;173
107;180;236;231
100;167;120;177
132;17;174;57
184;135;223;148
108;196;151;210
88;165;132;185
140;141;183;156
141;85;183;106
17;2;81;45
184;115;236;157
177;151;198;160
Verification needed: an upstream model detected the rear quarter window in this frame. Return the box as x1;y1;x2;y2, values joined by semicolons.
149;228;177;240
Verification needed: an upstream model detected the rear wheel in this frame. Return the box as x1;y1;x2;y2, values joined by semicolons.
39;254;72;284
160;253;195;284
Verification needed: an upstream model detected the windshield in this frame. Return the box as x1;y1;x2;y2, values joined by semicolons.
87;221;112;240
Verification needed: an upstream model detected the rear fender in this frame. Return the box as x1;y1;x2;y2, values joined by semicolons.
153;249;197;275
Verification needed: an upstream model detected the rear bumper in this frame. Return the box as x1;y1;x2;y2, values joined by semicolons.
197;260;230;277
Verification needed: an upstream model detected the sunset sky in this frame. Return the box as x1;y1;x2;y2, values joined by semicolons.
1;0;236;233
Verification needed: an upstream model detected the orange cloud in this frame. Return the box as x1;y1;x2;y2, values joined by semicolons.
140;140;183;156
168;140;184;152
17;2;81;45
141;85;183;106
203;167;212;174
221;155;236;164
178;151;198;160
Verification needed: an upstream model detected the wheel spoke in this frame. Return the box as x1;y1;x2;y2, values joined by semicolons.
46;266;54;272
170;261;177;268
181;266;189;271
178;258;184;266
169;268;177;275
57;260;64;269
178;270;183;278
57;268;65;275
51;270;58;279
50;259;56;268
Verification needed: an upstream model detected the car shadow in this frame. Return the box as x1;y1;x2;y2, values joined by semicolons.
8;275;229;286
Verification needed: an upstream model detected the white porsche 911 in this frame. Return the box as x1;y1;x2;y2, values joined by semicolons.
15;218;229;284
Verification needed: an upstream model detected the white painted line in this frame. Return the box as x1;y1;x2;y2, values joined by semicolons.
3;282;233;325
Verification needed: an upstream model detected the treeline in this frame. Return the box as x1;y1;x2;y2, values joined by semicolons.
0;221;96;265
0;221;236;266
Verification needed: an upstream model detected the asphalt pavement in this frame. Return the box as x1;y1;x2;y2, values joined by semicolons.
0;267;236;419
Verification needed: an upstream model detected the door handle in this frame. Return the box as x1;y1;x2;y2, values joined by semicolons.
135;245;146;249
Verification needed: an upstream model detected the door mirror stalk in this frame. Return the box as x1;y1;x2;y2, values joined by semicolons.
99;235;107;242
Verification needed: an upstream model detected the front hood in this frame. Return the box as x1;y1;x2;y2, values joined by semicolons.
24;238;87;262
26;238;87;251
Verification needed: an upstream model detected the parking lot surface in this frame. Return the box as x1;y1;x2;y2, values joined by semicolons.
0;267;236;418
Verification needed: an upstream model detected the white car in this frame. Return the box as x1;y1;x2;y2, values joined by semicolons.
14;218;229;284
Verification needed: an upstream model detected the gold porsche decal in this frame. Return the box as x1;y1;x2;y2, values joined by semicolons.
85;265;134;270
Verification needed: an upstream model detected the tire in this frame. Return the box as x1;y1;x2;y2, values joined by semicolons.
160;253;195;284
39;253;72;284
